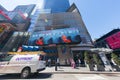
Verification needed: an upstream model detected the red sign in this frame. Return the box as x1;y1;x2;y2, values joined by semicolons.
105;31;120;49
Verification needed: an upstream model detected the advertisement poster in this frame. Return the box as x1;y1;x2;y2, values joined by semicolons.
28;27;81;45
106;31;120;49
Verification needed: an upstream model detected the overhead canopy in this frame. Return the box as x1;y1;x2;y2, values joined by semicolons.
90;48;113;53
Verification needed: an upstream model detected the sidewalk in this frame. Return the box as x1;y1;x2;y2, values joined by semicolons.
41;66;120;74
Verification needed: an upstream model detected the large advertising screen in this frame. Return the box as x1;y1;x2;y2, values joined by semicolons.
28;28;81;46
105;31;120;49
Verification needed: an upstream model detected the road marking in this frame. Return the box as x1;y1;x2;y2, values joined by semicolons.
74;74;108;80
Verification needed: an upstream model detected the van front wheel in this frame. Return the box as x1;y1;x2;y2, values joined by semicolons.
34;71;39;76
21;68;30;79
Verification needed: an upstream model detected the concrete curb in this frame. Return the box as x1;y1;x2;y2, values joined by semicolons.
41;71;120;74
42;66;120;74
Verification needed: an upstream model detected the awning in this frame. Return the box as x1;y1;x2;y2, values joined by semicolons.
90;48;113;53
22;45;40;51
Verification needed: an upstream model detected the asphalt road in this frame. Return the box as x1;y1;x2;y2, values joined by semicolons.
0;73;120;80
0;73;52;79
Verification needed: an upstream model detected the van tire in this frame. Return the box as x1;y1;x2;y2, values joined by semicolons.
34;72;39;76
20;67;31;79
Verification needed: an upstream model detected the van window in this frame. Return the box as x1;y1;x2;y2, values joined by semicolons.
39;54;46;60
0;54;13;62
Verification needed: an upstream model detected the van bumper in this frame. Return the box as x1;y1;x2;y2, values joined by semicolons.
37;68;46;72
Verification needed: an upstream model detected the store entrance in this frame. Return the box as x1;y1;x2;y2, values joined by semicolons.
42;46;58;65
72;51;85;67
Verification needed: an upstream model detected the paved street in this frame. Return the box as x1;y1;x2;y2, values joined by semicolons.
0;73;120;80
0;66;120;80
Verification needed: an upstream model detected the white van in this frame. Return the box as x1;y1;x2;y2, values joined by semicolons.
0;53;46;78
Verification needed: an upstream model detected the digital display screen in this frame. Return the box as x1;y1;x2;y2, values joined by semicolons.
28;28;81;45
105;31;120;49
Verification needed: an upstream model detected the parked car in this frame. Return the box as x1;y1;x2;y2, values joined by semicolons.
0;53;46;78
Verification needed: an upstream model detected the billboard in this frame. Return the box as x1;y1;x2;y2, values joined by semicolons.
105;31;120;49
28;28;81;45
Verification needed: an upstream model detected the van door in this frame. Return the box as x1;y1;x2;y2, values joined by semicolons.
38;54;46;69
0;54;13;73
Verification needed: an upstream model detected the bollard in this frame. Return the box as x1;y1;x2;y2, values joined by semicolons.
55;62;57;71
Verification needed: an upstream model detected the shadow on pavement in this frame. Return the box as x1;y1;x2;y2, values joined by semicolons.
0;73;52;79
0;74;19;79
103;74;120;77
30;73;52;79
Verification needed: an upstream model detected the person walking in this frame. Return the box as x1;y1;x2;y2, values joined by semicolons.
70;59;76;69
78;59;81;67
48;58;51;67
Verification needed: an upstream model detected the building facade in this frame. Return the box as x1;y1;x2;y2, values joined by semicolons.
94;29;120;68
1;32;30;52
94;29;120;50
27;2;93;65
0;5;7;12
13;4;36;17
0;4;35;23
43;0;70;13
0;10;11;20
0;4;36;52
0;1;93;65
0;21;17;51
28;9;51;32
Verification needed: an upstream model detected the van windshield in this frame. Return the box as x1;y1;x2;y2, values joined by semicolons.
0;54;13;62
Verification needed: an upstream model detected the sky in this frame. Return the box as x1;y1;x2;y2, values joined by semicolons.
0;0;120;40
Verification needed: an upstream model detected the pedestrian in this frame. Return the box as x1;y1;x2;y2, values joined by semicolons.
70;59;76;69
65;59;67;65
48;58;51;67
78;59;81;67
111;58;117;71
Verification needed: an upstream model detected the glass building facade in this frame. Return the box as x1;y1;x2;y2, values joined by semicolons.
0;10;11;20
0;22;16;51
3;4;36;23
14;4;36;17
27;8;93;65
24;2;93;65
6;11;26;23
0;14;9;20
29;12;92;45
28;9;51;32
0;4;35;52
1;32;30;52
0;1;93;65
0;5;7;12
43;0;70;13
